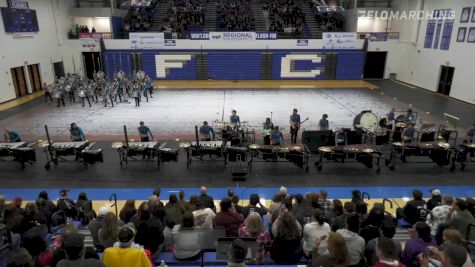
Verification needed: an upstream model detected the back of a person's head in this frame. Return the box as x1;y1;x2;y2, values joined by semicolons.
179;190;185;200
327;232;348;266
138;202;151;220
249;194;259;205
455;198;468;211
200;186;207;195
51;210;67;227
377;237;397;260
272;192;284;203
231;195;240;205
169;193;178;204
381;220;396;238
343;201;355;214
412;189;423;200
182;211;195;228
220;198;232;212
227;189;235;198
245;212;264;234
351;190;361;200
228;239;248;264
333;199;343;215
355;201;368;215
306;192;319;208
443;244;468;267
153;188;161;197
6;248;33;267
63;233;85;260
294;194;304;204
346;214;360;233
443;195;454;206
277;212;299;240
415;222;432;243
37;191;48;200
78;192;88;201
320;190;328;199
313;208;325;225
443;229;466;247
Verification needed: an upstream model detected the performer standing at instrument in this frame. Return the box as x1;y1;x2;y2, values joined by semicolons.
271;126;284;145
464;123;475;143
335;128;347;146
289;108;301;144
70;123;86;142
318;114;330;131
199;121;215;141
138;121;154;141
405;109;416;124
402;123;415;142
263;118;274;145
230;110;241;127
3;128;21;142
387;107;396;129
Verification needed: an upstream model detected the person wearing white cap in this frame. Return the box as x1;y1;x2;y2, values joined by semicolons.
427;189;442;211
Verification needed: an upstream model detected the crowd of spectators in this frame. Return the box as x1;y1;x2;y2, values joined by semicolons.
263;0;304;37
1;186;474;267
160;0;205;33
217;0;255;31
124;1;158;32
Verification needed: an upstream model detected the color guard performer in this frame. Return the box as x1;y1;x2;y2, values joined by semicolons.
70;123;86;142
132;82;140;107
199;121;215;141
289;108;300;144
79;83;91;108
3;128;21;142
138;121;154;141
263;118;274;145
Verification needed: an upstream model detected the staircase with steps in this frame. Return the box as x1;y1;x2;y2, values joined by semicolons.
149;1;169;32
204;1;217;31
251;0;267;32
300;2;322;38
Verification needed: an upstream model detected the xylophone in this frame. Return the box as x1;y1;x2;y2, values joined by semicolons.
0;142;36;169
43;141;103;169
247;144;310;172
451;143;475;171
112;141;160;167
182;141;230;168
385;141;452;170
315;144;382;172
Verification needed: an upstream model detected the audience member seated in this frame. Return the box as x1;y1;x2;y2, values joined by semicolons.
265;0;303;37
227;239;248;267
165;193;186;225
420;244;467;267
365;220;402;266
311;232;349;267
56;233;105;267
102;225;152;267
51;223;80;266
57;189;77;219
401;222;436;267
238;212;271;264
332;201;354;232
217;0;255;31
360;203;393;243
119;199;137;224
427;189;442;211
98;212;121;249
6;248;35;267
149;194;166;223
373;237;405;267
88;207;112;251
270;208;302;264
192;200;216;229
172;211;202;260
396;189;427;225
303;208;331;257
242;194;268;218
319;190;333;213
198;186;216;212
161;0;204;34
446;198;475;241
325;199;343;226
76;192;96;225
131;202;165;257
216;198;245;237
426;195;453;238
124;3;156;32
293;195;315;226
232;195;243;214
36;191;57;225
337;214;366;266
426;229;473;267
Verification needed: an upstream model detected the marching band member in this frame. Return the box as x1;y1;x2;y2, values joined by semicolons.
3;128;21;142
263;118;274;145
146;75;154;98
138;121;154;141
335;128;347;146
199;121;215;141
79;83;91;108
43;82;53;103
69;123;86;142
289;108;300;144
271;126;284;145
230;110;241;127
318;114;330;131
402;123;416;142
142;81;149;102
132;82;140;107
104;82;114;107
54;83;66;107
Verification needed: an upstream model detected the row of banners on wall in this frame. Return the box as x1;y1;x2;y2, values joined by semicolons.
129;32;359;49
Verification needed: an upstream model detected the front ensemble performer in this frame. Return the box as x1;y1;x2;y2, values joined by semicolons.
263;118;274;145
199;121;215;141
70;123;86;142
230;110;241;127
289;108;300;144
138;121;154;142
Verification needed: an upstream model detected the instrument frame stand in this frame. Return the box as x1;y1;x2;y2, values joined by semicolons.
315;145;382;173
437;125;458;147
247;145;310;173
385;141;454;171
450;143;475;171
0;142;36;169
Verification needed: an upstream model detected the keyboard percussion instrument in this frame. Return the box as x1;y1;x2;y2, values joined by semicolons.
0;142;36;169
315;144;382;172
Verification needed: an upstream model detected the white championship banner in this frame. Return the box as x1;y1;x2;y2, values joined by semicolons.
322;32;357;49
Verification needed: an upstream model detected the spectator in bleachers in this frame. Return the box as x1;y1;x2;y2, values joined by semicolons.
51;223;80;266
199;186;216;212
6;248;34;267
22;211;48;259
216;198;245;237
98;212;121;249
2;204;26;235
102;225;152;267
242;194;268;218
269;192;286;219
0;195;6;217
57;189;77;219
360;203;391;243
188;195;199;211
227;239;248;267
11;197;23;213
228;189;235;200
325;199;343;225
238;212;271;264
294;196;315;227
331;202;354;232
178;190;194;212
372;237;405;267
426;195;453;237
36;191;57;223
337;214;365;266
76;192;95;225
427;189;442;211
446;198;475;240
402;222;436;267
420;244;467;267
88;207;111;250
307;192;322;210
217;0;254;32
427;229;473;267
311;232;349;267
465;197;475;217
119;199;137;224
396;190;427;225
265;0;303;37
232;195;243;215
365;220;402;266
131;202;164;257
172;211;201;260
149;195;166;223
165;193;185;225
56;233;105;267
192;200;215;229
303;208;331;257
319;190;333;213
270;208;302;264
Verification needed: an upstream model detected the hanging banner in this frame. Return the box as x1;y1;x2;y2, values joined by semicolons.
369;32;388;42
129;32;164;49
322;32;357;49
205;32;278;41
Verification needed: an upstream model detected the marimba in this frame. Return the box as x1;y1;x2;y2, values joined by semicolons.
43;141;103;169
0;142;36;169
316;144;382;172
182;141;230;168
247;144;310;172
385;141;452;170
112;141;160;167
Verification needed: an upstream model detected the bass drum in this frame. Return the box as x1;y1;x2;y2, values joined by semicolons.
353;111;378;133
117;70;126;80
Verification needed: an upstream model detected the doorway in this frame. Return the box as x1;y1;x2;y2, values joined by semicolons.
27;64;42;92
437;65;454;96
53;61;65;79
11;67;28;98
83;52;102;79
363;52;387;79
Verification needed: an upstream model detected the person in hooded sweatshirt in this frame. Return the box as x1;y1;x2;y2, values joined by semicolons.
337;214;366;266
372;237;405;267
57;233;105;267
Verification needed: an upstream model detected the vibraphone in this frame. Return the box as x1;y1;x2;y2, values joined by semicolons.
113;141;179;168
43;141;103;169
315;144;382;172
182;141;230;168
247;144;310;172
385;141;452;170
451;143;475;171
0;142;36;169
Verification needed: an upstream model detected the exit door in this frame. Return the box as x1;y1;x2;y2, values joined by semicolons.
363;52;387;79
437;65;454;96
83;52;102;79
27;64;42;92
11;67;28;97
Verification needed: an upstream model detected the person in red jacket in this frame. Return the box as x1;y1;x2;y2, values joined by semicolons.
215;198;244;237
373;237;405;267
